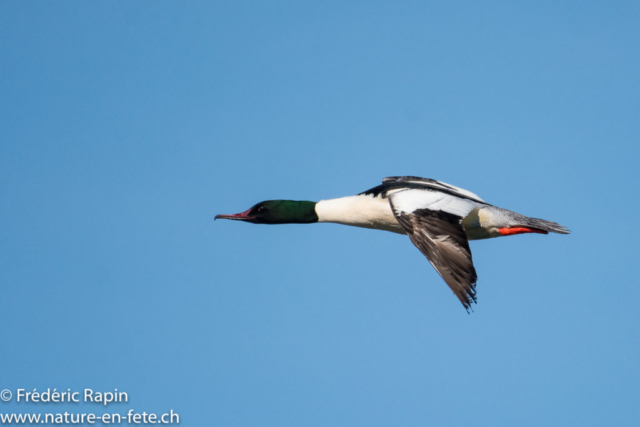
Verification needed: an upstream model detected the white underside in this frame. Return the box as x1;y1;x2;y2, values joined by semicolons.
315;193;500;240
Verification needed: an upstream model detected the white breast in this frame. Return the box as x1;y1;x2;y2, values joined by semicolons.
315;194;405;234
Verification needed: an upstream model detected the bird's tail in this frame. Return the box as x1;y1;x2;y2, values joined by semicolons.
520;216;570;235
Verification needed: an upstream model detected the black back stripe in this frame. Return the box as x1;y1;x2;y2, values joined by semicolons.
359;176;488;205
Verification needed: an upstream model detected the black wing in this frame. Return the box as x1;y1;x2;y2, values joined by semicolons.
360;176;486;204
391;206;478;311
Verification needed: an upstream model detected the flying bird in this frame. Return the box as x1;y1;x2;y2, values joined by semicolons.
216;176;569;310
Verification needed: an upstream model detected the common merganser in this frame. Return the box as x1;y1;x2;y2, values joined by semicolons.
216;176;569;310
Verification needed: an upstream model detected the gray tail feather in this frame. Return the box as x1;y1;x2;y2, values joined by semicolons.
523;217;571;235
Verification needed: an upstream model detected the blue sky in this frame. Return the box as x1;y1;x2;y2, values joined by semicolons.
1;1;639;425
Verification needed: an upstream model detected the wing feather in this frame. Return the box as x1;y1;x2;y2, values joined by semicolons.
382;176;486;203
389;192;479;310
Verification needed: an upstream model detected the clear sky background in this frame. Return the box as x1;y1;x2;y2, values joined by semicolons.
1;1;639;426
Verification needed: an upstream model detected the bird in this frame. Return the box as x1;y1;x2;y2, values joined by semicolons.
215;176;569;310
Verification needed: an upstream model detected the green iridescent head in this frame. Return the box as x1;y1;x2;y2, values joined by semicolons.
215;200;318;224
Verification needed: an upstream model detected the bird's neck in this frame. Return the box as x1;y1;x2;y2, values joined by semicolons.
315;195;405;234
275;200;319;223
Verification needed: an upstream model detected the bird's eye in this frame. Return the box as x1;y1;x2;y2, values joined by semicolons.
257;206;265;212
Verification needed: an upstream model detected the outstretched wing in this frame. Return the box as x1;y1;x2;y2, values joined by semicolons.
388;189;479;310
360;176;486;204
